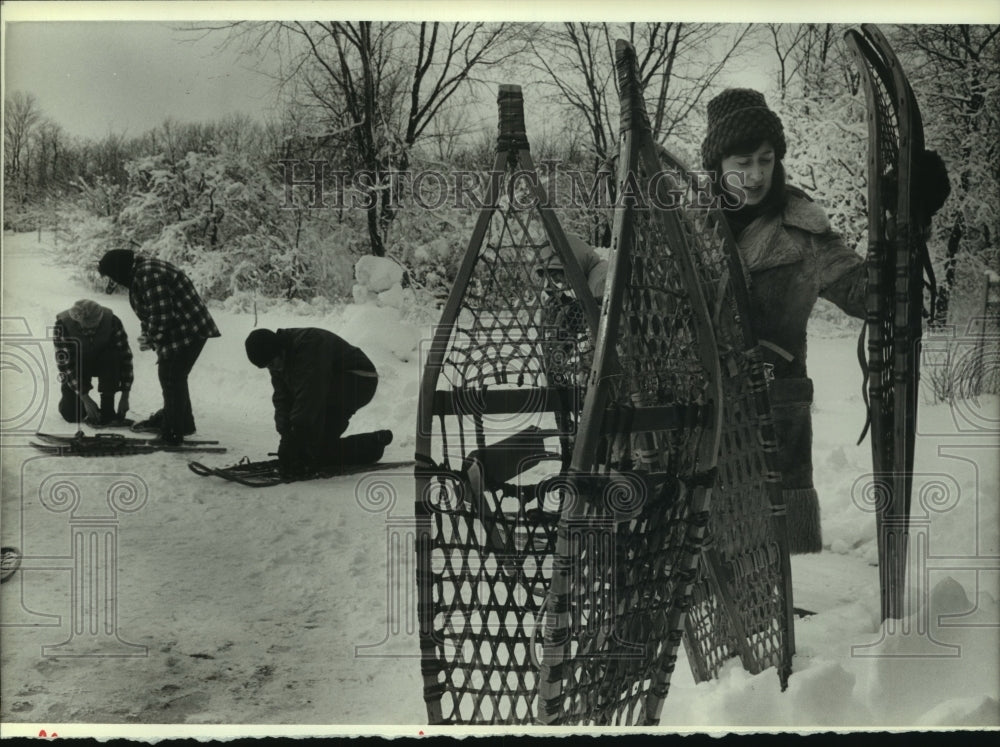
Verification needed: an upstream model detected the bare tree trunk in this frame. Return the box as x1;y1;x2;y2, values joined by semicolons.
207;20;521;257
527;23;750;168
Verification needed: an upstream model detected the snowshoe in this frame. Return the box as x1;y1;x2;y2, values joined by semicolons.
188;456;413;488
31;431;225;456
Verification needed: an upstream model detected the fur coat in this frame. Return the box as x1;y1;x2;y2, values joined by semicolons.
737;188;867;379
733;188;867;552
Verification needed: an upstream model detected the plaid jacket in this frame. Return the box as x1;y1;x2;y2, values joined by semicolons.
53;309;134;394
129;257;221;358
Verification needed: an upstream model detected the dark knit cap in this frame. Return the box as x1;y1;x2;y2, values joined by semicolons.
97;249;136;288
701;88;787;170
245;329;282;368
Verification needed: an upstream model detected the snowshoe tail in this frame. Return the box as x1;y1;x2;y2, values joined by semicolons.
187;458;284;487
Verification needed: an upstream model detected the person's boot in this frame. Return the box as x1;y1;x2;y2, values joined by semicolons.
132;409;164;433
99;392;115;425
329;431;393;467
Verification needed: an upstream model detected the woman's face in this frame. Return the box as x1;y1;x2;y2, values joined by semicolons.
720;142;776;207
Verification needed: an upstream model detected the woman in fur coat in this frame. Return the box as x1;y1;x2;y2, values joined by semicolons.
700;88;950;553
701;88;869;554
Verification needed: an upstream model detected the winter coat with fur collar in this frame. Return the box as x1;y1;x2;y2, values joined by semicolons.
734;187;866;380
729;187;867;553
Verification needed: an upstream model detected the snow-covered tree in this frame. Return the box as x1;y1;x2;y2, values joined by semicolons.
205;21;523;258
887;24;999;324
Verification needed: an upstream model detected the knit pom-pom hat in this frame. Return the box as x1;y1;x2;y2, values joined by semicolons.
701;88;787;170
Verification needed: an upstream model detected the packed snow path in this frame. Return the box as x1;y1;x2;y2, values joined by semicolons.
1;231;997;731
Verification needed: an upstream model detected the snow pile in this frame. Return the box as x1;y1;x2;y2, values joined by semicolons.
352;255;410;310
1;230;997;736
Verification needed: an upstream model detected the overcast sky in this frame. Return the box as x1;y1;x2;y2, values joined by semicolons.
3;1;996;142
4;21;279;140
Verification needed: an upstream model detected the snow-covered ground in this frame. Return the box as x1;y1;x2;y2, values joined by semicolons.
1;230;997;738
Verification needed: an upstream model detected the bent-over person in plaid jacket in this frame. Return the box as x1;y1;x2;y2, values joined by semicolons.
98;249;221;445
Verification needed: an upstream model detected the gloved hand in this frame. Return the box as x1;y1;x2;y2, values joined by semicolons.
116;391;130;420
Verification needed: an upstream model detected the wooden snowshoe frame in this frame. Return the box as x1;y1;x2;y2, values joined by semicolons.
414;84;601;725
415;44;797;725
845;23;933;621
534;40;726;727
647;153;795;693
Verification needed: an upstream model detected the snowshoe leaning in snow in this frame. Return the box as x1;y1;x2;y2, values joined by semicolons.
414;83;600;725
845;24;950;621
53;299;134;427
537;43;801;719
245;327;393;478
649;143;796;687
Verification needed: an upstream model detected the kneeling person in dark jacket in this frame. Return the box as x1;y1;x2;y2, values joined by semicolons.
245;328;393;477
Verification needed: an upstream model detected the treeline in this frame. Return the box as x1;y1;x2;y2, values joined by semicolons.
3;22;997;314
3;98;332;224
